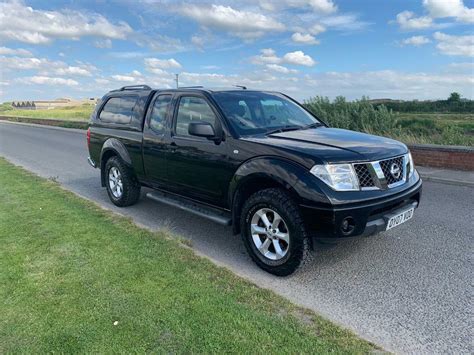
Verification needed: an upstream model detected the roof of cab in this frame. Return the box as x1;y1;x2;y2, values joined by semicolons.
106;85;275;95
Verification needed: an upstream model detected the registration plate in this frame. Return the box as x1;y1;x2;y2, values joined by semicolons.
386;207;414;231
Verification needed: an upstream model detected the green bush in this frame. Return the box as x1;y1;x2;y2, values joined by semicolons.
304;96;397;135
304;96;473;146
0;102;13;112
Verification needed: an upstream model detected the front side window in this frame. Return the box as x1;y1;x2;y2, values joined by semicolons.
175;96;217;136
149;94;171;133
99;96;137;124
212;92;320;136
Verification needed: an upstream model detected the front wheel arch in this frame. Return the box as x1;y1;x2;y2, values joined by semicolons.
231;174;300;235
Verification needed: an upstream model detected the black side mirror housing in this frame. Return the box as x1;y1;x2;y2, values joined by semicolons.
188;121;216;138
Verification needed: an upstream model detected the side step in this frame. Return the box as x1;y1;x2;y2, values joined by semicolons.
146;191;232;226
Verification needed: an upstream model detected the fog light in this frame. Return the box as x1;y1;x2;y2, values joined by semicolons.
341;217;355;235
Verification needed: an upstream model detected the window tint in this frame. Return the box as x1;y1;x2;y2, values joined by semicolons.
175;96;216;136
213;92;320;136
261;99;292;126
99;96;137;124
149;95;171;133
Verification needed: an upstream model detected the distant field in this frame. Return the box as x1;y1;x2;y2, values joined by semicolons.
395;113;474;146
0;104;94;121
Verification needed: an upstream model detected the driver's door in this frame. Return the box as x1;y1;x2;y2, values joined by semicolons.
165;94;233;207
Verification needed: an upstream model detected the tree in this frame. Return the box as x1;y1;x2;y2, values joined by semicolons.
448;92;461;102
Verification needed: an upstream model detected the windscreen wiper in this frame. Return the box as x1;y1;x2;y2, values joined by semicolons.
265;125;302;135
302;122;324;130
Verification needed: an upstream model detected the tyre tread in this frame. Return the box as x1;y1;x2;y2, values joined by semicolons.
105;156;141;207
240;188;309;276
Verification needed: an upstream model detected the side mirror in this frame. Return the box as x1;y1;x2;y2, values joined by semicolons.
188;121;216;138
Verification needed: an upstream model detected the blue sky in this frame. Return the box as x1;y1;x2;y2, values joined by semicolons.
0;0;473;102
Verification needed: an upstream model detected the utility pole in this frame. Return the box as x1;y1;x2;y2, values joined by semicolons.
175;74;179;88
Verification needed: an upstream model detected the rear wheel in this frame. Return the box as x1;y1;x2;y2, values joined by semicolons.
104;156;141;207
241;188;309;276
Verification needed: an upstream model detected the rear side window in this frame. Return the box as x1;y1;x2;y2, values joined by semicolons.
99;96;138;124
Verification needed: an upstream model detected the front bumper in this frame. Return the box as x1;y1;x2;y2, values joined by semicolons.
301;178;422;241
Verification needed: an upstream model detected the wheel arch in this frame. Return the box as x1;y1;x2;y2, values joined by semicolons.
100;138;133;187
229;157;305;235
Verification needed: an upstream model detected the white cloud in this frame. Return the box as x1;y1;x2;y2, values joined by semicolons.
147;68;474;100
94;39;112;49
395;11;434;30
144;58;182;69
251;48;282;65
0;1;132;44
111;73;141;83
0;56;96;76
180;4;285;39
309;24;326;35
0;46;32;56
433;32;474;57
266;64;298;74
446;62;474;72
107;70;174;89
55;66;93;76
282;51;316;66
258;0;337;14
191;35;206;48
304;70;474;100
291;32;320;45
95;78;110;85
320;14;371;31
7;66;474;101
108;51;148;59
17;76;79;86
134;34;185;53
252;48;316;67
401;35;431;46
306;0;337;13
423;0;474;23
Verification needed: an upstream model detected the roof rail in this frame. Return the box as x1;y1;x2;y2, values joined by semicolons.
118;85;152;91
179;86;204;89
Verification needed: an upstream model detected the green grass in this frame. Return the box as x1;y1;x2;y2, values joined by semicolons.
393;113;474;146
0;104;93;121
0;158;376;353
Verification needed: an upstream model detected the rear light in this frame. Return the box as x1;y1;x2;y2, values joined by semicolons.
86;128;91;147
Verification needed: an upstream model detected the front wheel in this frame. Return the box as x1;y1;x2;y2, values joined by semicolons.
104;156;141;207
240;188;309;276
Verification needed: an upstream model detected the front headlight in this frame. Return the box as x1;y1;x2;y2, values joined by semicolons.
310;164;359;191
408;151;415;177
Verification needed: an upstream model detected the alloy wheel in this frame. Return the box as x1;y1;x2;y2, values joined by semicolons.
250;208;290;261
108;166;123;198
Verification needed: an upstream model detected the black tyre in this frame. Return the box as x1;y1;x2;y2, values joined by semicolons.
104;156;141;207
240;188;309;276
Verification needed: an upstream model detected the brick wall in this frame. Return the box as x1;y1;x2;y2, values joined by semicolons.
408;144;474;171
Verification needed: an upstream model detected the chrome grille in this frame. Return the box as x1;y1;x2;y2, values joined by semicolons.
352;154;407;190
354;163;375;188
379;156;405;185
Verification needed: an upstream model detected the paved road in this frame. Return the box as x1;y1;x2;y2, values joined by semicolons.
1;121;472;354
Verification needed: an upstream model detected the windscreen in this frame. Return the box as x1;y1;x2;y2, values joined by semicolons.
212;91;321;136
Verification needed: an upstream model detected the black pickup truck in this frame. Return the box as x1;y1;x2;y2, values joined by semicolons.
87;85;422;276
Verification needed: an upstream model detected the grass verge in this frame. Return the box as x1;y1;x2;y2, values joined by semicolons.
0;158;377;353
0;116;88;130
0;105;93;120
